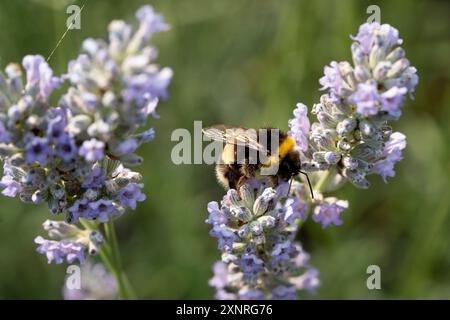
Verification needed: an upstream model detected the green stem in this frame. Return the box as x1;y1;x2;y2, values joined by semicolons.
104;220;137;299
80;219;136;299
314;170;332;194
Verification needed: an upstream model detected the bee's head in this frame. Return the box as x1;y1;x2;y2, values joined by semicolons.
279;150;301;180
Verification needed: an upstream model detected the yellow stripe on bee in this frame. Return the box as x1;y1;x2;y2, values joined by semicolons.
263;136;296;167
279;136;295;159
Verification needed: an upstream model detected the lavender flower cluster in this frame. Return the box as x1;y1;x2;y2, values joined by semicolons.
208;22;417;300
207;179;320;299
293;22;417;188
0;5;171;264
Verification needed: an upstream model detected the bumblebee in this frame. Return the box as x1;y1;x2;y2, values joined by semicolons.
202;125;313;198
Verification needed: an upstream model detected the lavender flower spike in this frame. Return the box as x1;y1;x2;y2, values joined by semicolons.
303;22;417;188
35;220;103;264
206;179;319;300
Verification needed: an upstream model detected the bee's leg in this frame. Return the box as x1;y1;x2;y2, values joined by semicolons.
299;170;314;199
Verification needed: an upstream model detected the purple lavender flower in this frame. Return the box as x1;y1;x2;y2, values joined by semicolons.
216;290;237;300
26;137;50;165
373;132;406;182
319;61;344;100
236;254;265;276
305;22;417;188
348;81;380;116
68;198;93;223
351;23;402;54
288;103;310;152
35;220;103;264
81;166;104;189
281;197;308;226
34;236;87;264
115;139;138;155
290;267;320;294
88;199;119;222
272;286;297;300
207;180;319;300
238;289;264;300
205;201;228;225
380;86;407;119
129;5;170;53
209;224;237;251
208;261;229;290
22;55;61;101
271;241;297;266
0;175;22;197
312;198;348;228
119;183;146;210
47;117;67;143
79;139;105;162
55;135;78;161
0;122;12;143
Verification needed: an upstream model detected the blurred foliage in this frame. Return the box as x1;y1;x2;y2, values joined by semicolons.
0;0;448;299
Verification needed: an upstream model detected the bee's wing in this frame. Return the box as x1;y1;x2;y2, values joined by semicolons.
202;125;267;153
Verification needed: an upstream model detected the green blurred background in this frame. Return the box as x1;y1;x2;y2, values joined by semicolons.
0;0;448;299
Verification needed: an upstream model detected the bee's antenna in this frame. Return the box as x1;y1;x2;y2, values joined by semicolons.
299;171;314;199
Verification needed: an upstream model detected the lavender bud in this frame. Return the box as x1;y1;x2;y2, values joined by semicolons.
386;47;405;63
134;128;155;144
0;143;19;157
10;153;25;166
387;58;410;78
32;190;46;203
43;220;79;239
50;184;65;200
324;151;341;165
337;139;352;152
19;193;33;202
249;221;263;236
253;188;276;217
228;189;241;207
350;144;380;162
230;206;252;222
239;184;255;209
257;216;276;229
336;118;357;136
48;198;62;215
237;226;249;239
88;230;104;255
373;61;392;81
342;156;359;170
84;188;99;201
354;65;371;82
351;43;367;66
369;45;385;69
381;125;393;139
359;120;377;137
317;111;337;128
67;114;92;136
120;153;143;166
